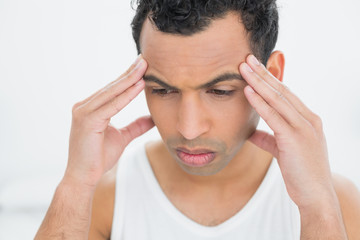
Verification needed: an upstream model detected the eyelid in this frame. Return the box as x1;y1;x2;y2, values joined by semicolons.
210;86;234;90
147;84;177;90
152;86;178;92
207;89;234;93
207;84;237;92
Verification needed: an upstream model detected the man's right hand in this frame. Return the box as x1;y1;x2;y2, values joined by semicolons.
63;55;154;188
35;55;153;239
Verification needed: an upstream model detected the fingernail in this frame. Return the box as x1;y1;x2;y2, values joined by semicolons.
245;63;253;73
250;55;260;66
135;58;145;69
134;54;142;65
247;86;255;93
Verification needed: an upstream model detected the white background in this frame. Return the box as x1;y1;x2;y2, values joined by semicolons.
0;0;359;238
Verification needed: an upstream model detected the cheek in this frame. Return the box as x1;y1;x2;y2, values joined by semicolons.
232;94;257;127
209;93;259;141
210;92;252;122
145;91;177;136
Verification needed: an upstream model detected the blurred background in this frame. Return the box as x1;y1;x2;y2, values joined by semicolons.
0;0;359;238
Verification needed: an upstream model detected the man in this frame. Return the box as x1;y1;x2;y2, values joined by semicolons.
35;0;360;239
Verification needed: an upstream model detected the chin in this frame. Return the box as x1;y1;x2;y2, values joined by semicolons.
181;166;226;176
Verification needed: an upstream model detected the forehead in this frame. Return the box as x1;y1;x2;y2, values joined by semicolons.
139;12;251;86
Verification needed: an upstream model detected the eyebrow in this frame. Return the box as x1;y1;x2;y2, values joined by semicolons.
143;72;244;90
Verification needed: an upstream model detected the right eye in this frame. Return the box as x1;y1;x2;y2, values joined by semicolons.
151;88;178;96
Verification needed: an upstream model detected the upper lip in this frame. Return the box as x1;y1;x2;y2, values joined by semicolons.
176;147;214;155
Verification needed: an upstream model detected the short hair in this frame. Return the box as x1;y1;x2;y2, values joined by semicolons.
131;0;279;65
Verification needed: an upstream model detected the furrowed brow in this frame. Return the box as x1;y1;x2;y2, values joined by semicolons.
198;72;244;89
143;72;244;90
143;75;178;90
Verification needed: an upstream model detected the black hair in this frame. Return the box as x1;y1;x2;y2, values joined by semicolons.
131;0;279;65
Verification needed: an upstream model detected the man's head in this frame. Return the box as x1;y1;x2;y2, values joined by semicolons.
130;0;283;177
131;0;279;65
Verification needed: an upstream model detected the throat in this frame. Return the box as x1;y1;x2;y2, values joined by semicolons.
167;182;257;227
145;140;273;227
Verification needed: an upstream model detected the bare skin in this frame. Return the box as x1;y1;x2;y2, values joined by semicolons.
35;12;360;240
35;56;155;239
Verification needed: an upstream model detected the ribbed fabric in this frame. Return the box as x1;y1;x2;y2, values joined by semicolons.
111;145;300;240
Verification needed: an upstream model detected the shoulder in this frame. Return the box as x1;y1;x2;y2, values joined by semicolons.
332;173;360;240
89;163;118;240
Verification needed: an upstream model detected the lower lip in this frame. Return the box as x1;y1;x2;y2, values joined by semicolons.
176;150;216;167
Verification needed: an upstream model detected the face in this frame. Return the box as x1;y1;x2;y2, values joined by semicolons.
140;12;260;176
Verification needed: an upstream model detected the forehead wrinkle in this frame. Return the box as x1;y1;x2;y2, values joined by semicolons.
144;53;244;90
145;50;244;80
147;46;245;69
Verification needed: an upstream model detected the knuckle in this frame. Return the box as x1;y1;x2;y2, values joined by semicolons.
110;97;123;112
72;102;80;112
110;98;121;113
267;90;283;106
266;93;277;106
277;84;288;97
72;103;87;122
123;87;137;102
274;90;284;102
259;66;268;78
72;103;83;116
311;113;323;129
72;111;83;124
268;106;279;119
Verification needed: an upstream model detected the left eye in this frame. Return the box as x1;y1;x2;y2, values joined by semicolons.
207;89;234;96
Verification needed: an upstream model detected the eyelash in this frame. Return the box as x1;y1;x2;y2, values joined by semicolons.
151;88;235;97
151;89;178;96
207;89;235;96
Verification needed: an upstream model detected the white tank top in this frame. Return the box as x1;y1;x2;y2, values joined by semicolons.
111;145;301;240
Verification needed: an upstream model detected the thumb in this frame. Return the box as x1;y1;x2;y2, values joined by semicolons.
119;116;155;146
248;130;279;158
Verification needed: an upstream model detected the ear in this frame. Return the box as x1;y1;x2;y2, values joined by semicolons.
266;51;285;83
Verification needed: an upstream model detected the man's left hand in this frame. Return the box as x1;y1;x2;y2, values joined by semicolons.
240;54;336;211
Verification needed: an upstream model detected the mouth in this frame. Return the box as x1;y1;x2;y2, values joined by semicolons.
175;147;216;167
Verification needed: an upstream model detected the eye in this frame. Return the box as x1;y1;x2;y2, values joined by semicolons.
207;89;235;96
151;88;178;96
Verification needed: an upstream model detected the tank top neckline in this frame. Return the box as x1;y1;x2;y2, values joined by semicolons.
138;144;277;237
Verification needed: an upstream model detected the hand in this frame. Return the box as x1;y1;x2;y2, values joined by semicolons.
64;55;154;188
239;54;336;210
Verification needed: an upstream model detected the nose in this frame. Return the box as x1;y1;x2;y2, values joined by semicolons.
176;96;210;140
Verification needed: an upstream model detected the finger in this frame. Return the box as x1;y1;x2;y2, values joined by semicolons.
79;57;147;113
246;54;318;124
118;54;144;80
87;58;147;112
244;85;292;135
119;116;155;146
75;55;143;107
94;79;146;121
248;130;279;158
240;62;305;128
